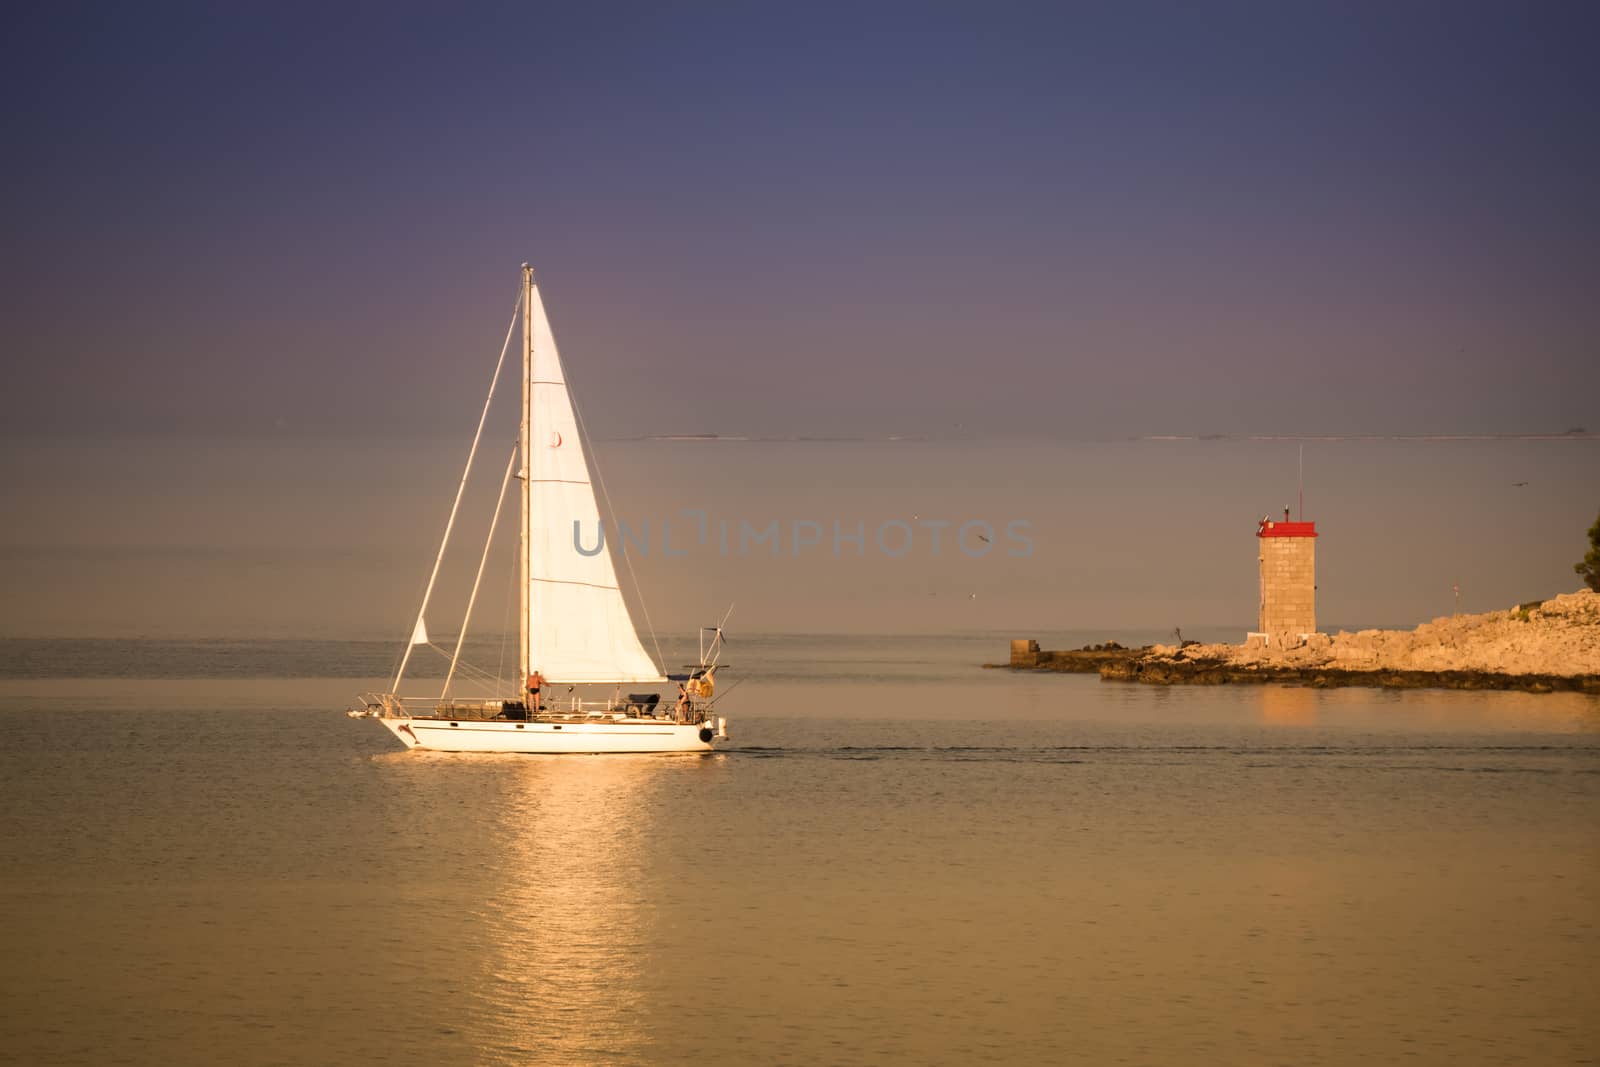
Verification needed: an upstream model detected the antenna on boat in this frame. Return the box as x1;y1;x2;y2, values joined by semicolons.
699;603;735;666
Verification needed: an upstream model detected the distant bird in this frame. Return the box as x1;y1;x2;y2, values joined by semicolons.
1512;481;1529;487
977;533;991;544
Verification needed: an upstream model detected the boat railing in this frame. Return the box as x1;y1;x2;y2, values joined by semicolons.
363;691;709;725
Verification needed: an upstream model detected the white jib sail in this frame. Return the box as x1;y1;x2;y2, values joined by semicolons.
526;284;665;684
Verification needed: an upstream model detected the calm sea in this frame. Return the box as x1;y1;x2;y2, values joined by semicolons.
1;634;1596;1065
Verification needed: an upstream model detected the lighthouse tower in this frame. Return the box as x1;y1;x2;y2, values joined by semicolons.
1256;509;1317;642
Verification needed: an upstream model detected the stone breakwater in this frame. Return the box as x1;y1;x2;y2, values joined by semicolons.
1001;590;1600;694
983;640;1151;673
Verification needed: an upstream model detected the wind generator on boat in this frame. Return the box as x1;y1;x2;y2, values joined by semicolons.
348;264;730;754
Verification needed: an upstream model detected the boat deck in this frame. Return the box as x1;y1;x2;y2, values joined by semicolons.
356;694;709;727
411;710;708;725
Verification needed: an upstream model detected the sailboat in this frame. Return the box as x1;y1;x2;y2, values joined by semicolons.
349;264;729;753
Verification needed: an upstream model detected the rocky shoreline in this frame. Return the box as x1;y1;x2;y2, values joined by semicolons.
982;641;1150;673
996;589;1600;694
1097;657;1600;694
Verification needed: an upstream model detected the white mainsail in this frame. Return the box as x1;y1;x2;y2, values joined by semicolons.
525;283;664;684
351;265;728;754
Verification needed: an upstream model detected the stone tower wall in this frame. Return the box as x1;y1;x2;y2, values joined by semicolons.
1259;536;1316;636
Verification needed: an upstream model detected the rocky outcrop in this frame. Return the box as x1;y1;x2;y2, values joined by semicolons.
1106;590;1600;692
986;640;1150;673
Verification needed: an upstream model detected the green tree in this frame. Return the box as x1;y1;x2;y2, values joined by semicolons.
1577;510;1600;592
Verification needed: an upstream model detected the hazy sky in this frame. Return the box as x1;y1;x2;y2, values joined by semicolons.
3;4;1597;643
4;434;1595;639
4;2;1595;440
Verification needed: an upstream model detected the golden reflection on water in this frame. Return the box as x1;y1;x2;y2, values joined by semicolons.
1258;686;1318;726
457;755;691;1065
1248;685;1600;732
2;673;1596;1064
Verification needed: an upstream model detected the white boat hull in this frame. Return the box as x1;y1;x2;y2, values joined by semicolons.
375;715;719;754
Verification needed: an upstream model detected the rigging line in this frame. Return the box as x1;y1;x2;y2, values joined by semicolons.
390;285;523;693
565;348;667;671
442;444;518;700
497;543;514;695
705;677;743;709
452;654;500;681
414;644;502;689
444;657;502;689
530;576;621;591
385;637;405;701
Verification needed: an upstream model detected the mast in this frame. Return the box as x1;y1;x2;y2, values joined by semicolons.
519;263;533;688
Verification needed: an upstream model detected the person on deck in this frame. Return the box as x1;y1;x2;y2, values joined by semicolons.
527;671;546;712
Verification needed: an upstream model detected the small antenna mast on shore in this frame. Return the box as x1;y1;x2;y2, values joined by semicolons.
1298;443;1304;521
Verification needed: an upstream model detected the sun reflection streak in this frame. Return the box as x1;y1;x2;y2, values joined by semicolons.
456;755;696;1065
1259;686;1318;726
1252;686;1600;731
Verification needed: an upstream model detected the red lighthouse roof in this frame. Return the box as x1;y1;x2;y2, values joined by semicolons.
1257;517;1317;538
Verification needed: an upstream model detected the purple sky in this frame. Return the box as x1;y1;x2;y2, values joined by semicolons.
5;2;1595;441
2;4;1598;641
